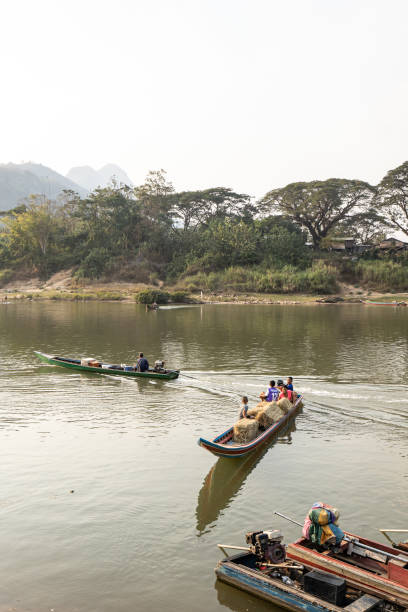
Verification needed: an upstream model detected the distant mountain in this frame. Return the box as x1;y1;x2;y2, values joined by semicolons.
66;164;133;191
97;164;133;186
65;165;103;192
0;162;86;212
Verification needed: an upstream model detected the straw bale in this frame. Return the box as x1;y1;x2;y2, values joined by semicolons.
233;418;259;443
247;404;266;418
256;401;283;428
277;398;292;414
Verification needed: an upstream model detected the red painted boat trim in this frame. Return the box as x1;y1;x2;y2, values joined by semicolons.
287;534;408;604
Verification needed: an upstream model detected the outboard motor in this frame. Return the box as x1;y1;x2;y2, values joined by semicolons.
245;530;286;564
154;360;165;372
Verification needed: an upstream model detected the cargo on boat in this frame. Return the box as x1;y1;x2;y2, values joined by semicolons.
34;351;180;380
198;395;303;458
216;529;405;612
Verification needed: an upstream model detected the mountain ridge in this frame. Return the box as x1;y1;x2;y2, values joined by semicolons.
66;164;133;191
0;161;133;212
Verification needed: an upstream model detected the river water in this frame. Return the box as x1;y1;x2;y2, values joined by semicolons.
0;302;407;612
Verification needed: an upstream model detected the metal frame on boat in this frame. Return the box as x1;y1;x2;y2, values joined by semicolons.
198;395;303;458
34;351;180;380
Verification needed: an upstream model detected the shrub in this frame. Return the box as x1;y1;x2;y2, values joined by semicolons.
135;289;170;304
0;268;14;287
355;260;408;291
177;263;338;294
76;248;111;279
95;291;124;301
169;291;190;303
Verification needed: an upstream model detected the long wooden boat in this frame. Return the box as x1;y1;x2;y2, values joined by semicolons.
34;351;180;380
287;533;408;607
198;395;303;458
216;550;390;612
196;421;297;533
365;301;407;306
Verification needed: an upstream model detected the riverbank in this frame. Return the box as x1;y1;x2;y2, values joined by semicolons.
2;276;408;305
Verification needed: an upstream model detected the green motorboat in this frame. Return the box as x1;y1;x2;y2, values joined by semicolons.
34;351;180;380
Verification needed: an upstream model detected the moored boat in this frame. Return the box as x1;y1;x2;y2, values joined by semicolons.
286;533;408;607
198;395;303;458
216;530;404;612
365;301;407;306
34;351;180;380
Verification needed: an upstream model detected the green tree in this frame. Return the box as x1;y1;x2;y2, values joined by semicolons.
134;169;174;226
260;179;375;247
172;187;252;230
1;196;61;276
331;209;387;245
376;161;408;236
256;216;310;267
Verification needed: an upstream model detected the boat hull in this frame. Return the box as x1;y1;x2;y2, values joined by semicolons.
34;351;180;380
198;397;302;458
366;301;407;306
287;534;408;607
216;553;345;612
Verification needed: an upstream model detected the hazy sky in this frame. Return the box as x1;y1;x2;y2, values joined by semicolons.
1;0;407;197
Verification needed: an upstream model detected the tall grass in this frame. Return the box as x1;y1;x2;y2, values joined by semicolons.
355;261;408;291
180;262;338;294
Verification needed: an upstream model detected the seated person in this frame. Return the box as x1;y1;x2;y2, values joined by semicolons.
239;396;249;419
136;352;149;372
286;376;294;391
278;382;293;401
264;380;279;402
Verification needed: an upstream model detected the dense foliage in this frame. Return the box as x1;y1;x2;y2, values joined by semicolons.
1;162;408;294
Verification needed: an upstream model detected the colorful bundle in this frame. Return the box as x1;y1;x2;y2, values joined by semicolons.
303;501;344;548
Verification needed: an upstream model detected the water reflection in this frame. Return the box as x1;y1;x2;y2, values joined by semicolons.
1;302;408;612
215;578;280;612
196;420;297;535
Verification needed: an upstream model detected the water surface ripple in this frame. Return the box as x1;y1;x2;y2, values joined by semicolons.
0;302;407;612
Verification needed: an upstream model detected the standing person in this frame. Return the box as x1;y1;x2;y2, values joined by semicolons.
239;396;249;419
136;352;149;372
286;376;294;391
265;380;279;402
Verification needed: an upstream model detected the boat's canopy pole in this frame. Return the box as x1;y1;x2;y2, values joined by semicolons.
217;544;250;558
380;529;408;547
274;511;303;527
274;511;408;563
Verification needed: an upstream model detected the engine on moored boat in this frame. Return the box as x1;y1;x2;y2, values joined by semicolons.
246;530;286;564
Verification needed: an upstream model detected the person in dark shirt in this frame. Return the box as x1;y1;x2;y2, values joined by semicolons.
136;352;149;372
286;376;294;391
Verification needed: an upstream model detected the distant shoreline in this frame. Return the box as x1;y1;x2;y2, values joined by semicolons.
2;283;408;306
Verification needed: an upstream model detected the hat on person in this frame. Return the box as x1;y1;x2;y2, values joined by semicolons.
277;379;284;386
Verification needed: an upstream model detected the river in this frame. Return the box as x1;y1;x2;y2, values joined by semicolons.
0;301;407;612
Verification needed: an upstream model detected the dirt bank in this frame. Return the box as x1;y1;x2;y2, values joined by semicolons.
2;271;408;305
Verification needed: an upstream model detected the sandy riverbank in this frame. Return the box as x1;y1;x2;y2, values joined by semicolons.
2;275;408;305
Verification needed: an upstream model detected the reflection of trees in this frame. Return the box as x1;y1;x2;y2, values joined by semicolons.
196;420;297;535
2;301;408;386
160;304;408;382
